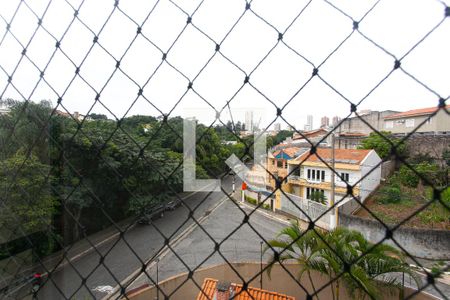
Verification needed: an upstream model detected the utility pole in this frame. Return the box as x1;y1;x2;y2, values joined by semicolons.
330;133;337;229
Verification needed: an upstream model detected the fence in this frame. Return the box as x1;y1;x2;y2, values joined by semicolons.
0;0;449;300
280;192;331;230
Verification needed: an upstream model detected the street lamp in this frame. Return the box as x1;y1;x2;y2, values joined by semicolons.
260;241;263;289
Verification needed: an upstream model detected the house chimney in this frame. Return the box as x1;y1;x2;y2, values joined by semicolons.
74;111;79;119
215;281;231;300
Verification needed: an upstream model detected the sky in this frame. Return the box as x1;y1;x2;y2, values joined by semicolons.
0;0;449;130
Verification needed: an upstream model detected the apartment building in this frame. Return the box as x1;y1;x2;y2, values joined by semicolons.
335;110;399;149
383;105;450;134
286;148;381;204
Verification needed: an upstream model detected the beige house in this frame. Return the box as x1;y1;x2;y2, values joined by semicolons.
286;148;381;204
383;105;450;134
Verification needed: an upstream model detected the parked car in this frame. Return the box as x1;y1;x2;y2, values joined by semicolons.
165;200;181;211
137;204;165;225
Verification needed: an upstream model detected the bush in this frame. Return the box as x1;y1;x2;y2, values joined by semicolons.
398;165;419;188
378;185;402;204
244;195;271;210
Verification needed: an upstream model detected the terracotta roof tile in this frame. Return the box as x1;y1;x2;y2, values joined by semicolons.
384;105;449;120
295;148;372;165
197;278;295;300
272;147;302;159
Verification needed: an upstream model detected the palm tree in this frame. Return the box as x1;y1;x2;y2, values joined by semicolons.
264;222;420;300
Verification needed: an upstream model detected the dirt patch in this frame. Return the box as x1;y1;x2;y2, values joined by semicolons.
356;186;449;230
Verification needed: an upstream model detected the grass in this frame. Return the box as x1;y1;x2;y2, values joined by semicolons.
245;195;271;210
358;184;450;230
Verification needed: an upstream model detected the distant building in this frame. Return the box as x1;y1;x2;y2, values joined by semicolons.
304;114;313;131
245;111;253;133
332;116;341;126
273;122;281;132
335;110;400;149
320;116;330;128
336;110;399;135
383;105;450;134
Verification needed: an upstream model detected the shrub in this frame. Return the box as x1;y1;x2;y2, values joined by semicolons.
378;185;402;204
398;165;419;188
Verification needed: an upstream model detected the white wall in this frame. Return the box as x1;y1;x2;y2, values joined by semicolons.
359;150;382;202
301;166;361;188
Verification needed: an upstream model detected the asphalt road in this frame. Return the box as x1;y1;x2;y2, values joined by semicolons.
6;174;450;300
126;195;288;294
11;177;236;299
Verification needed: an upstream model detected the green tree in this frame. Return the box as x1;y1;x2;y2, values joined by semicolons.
265;222;419;300
358;131;406;160
310;191;327;204
0;152;57;235
88;113;108;120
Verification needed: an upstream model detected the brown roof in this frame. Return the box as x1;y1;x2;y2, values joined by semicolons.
197;278;295;300
338;132;367;137
272;147;301;158
295;148;372;165
293;128;328;140
384;105;449;120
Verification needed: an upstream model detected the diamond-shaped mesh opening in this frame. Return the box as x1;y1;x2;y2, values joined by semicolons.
0;0;449;299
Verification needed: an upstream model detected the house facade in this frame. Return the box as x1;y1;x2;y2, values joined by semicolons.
286;148;381;205
383;105;450;134
266;146;308;191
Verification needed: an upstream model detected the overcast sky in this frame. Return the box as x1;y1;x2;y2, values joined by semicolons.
0;0;449;130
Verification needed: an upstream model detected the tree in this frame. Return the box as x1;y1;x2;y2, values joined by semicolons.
0;152;57;235
88;113;108;120
358;131;406;160
272;130;293;145
310;191;327;204
264;222;419;300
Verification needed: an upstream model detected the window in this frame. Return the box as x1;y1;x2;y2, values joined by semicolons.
426;117;432;125
405;119;415;127
340;172;349;182
385;121;393;129
277;160;283;168
307;169;324;182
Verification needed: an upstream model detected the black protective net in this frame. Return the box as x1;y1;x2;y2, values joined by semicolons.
0;0;449;299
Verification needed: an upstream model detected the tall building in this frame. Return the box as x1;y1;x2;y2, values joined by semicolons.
245;111;253;132
332;116;341;126
304;115;313;131
320;116;329;128
273;123;281;132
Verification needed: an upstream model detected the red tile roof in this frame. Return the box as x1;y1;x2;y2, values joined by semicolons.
197;278;295;300
384;105;449;120
295;148;372;165
272;147;301;158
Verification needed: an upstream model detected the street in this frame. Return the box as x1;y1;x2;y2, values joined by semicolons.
6;175;450;300
12;177;235;299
